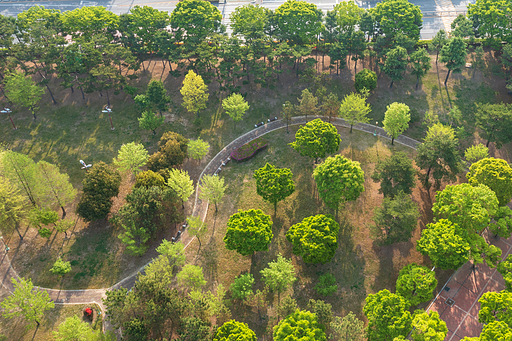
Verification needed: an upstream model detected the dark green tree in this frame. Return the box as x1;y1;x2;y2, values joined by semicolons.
439;37;467;85
429;30;448;64
275;0;323;44
410;48;432;89
373;0;423;41
253;163;295;214
474;102;512;148
382;46;408;88
396;263;437;306
354;69;377;93
371;152;416;198
147;131;189;174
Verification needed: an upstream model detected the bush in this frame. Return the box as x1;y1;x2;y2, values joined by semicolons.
315;273;338;296
230;273;255;300
230;138;267;162
354;69;377;93
50;258;72;275
38;228;53;238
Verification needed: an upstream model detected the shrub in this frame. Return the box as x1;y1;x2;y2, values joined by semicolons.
230;138;267;162
50;258;72;275
354;69;377;93
315;273;338;296
38;228;53;238
230;273;255;300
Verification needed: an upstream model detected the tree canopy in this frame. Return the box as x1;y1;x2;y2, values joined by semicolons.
289;118;341;163
224;209;273;256
382;102;411;144
275;0;323;44
410;311;448;341
466;157;512;206
396;263;437;306
113;142;149;175
373;0;423;41
223;93;250;127
214;320;257;341
199;174;226;212
371;152;416;198
338;92;371;133
180;70;209;116
474;102;512;149
273;309;327;341
253;163;295;214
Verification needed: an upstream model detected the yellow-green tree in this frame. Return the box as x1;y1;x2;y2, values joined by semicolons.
180;70;209;117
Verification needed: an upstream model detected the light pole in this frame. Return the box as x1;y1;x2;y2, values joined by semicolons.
102;106;114;130
1;108;16;130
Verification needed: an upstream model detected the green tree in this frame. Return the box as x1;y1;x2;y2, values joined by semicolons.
478;320;512;341
230;4;269;41
275;0;323;44
61;6;118;40
167;168;194;209
474;102;512;148
277;297;298;321
333;0;364;33
286;214;340;264
396;263;437;306
439;37;467;85
186;215;207;252
178;317;212;341
180;70;209;117
147;131;189;173
289;118;341;163
498;254;512;291
363;289;412;341
410;311;448;341
230;273;255;300
147;79;171;115
373;0;423;41
410;47;432;89
49;258;71;276
0;150;38;206
296;88;318;123
489;206;512;239
53;315;100;341
224;209;273;256
472;45;485;78
55;218;74;238
433;183;499;234
415;123;463;189
134;170;165;189
354;69;377;93
199;174;226;212
282;101;295;133
478;291;512;327
465;144;489;164
338;92;371;133
467;157;512;206
330;312;365;341
382;102;411;145
468;0;512;47
113;142;149;176
315;273;338;297
0;277;55;327
371;152;416;198
76;162;121;222
0;177;29;240
3;70;45;120
214;320;256;341
171;0;222;44
253;163;295;214
451;14;475;41
138;111;164;135
187;139;210;161
416;219;470;270
322;93;341;123
429;30;448;64
222;93;250;128
372;191;420;244
273;309;327;341
313;154;365;213
177;264;207;291
260;254;296;302
156;239;186;270
382;46;409;88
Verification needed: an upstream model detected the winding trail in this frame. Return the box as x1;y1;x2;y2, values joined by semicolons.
1;116;418;330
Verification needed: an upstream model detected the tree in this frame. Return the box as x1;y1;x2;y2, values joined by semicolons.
478;320;512;341
275;0;323;44
410;48;432;89
53;315;101;341
451;14;475;41
474;102;512;148
138;111;164;135
55;218;74;238
177;264;207;291
338;92;371;133
439;37;467;85
147;80;171;115
467;157;512;206
373;0;423;41
222;93;250;128
277;297;298;321
199;174;226;212
230;273;255;300
382;102;411;145
372;191;420;244
156;240;186;270
296;88;318;123
498;254;512;292
35;161;77;218
315;273;338;297
134;170;166;189
478;291;512;327
415;123;463;189
371;152;416;198
180;70;209;117
410;311;448;341
382;46;409;88
363;289;412;341
0;177;29;240
273;309;327;341
433;183;499;234
468;0;512;47
472;45;485;78
307;299;333;331
230;4;269;41
224;209;273;256
354;69;377;93
178;317;212;341
49;258;71;276
330;312;365;341
333;0;364;33
147;131;189;173
76;162;121;222
186;215;207;252
322;93;340;123
416;219;470;270
328;42;348;75
396;263;437;306
3;70;44;120
61;6;118;40
167;168;194;209
465;144;489;164
0;277;54;327
171;0;222;44
286;214;340;264
313;155;365;213
214;320;256;341
187;139;210;161
489;206;512;239
0;150;38;206
289;118;341;163
253;163;295;214
260;254;296;302
113;142;149;176
429;29;448;64
282;101;295;133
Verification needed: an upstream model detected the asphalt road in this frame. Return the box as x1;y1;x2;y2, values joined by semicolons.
0;0;476;40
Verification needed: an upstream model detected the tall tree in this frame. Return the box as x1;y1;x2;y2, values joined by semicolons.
429;30;448;64
177;264;207;291
275;0;323;44
253;163;295;214
286;214;340;264
3;70;44;120
180;70;209;118
289;118;341;163
274;310;327;341
230;4;269;42
171;0;222;45
0;177;28;240
214;320;257;341
466;157;512;206
322;93;341;123
281;100;295;133
147;132;189;173
439;37;467;85
222;93;250;128
186;215;207;252
382;46;408;88
382;102;411;145
199;174;226;212
0;277;55;327
260;254;296;304
330;312;365;341
167;168;194;209
61;6;118;41
296;88;318;123
34;161;76;218
468;0;512;47
113;142;149;176
396;263;437;306
410;48;432;89
138;111;165;135
333;0;364;34
187;139;210;161
147;80;171;115
410;311;448;341
474;102;512;148
224;209;273;256
371;152;416;198
373;0;423;41
338;92;371;133
1;150;39;206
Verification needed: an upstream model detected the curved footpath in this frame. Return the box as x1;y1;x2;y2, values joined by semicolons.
2;116;501;340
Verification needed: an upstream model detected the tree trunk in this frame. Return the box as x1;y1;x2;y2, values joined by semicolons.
354;58;358;74
106;89;110;106
486;140;490;147
390;80;394;88
46;84;57;104
391;137;395;145
15;223;23;240
436;50;439;64
70;86;74;93
31;107;37;120
416;76;420;89
61;206;66;219
444;69;451;85
350;124;353;133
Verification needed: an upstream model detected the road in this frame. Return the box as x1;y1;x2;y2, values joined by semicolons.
0;0;474;39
